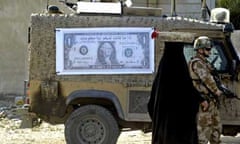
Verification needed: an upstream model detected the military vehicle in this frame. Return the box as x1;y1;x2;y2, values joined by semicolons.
24;0;240;143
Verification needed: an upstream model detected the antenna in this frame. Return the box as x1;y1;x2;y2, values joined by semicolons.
201;0;211;21
46;0;49;10
171;0;177;16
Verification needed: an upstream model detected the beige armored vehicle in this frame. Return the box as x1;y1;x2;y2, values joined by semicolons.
25;1;240;143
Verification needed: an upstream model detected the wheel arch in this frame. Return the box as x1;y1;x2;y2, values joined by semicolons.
66;89;125;120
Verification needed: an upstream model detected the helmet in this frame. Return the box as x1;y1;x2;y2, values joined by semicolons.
193;36;212;50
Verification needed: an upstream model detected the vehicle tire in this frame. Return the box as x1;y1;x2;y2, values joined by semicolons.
65;104;120;144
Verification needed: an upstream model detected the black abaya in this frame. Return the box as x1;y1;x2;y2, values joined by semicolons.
148;42;202;144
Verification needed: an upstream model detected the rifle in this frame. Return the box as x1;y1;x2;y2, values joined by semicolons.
210;60;240;100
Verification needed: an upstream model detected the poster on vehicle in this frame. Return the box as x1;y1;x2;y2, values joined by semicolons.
55;27;154;75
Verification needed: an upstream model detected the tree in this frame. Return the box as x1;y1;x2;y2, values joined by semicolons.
216;0;240;29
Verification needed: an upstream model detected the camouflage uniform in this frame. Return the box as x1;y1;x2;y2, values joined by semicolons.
189;54;222;144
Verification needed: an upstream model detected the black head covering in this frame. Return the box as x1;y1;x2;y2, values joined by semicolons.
148;42;201;144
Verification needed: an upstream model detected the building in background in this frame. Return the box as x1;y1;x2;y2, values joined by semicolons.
132;0;215;18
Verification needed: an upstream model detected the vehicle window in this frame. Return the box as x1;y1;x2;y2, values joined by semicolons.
183;41;228;71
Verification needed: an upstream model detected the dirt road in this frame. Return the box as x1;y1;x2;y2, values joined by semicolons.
0;100;239;144
0;118;239;144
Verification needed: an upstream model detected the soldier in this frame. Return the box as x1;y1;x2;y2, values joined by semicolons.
188;36;223;144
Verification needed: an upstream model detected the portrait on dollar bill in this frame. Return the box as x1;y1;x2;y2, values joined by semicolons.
95;41;119;66
55;27;154;75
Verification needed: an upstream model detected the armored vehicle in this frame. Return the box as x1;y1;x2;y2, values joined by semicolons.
25;1;240;143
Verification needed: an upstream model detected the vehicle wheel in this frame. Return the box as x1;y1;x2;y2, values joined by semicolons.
65;104;120;144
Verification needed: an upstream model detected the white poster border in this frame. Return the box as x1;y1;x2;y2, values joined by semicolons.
56;27;154;75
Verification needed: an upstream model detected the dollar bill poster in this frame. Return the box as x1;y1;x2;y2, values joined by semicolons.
56;27;154;75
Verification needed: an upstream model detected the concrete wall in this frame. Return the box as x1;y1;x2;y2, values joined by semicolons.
0;0;71;96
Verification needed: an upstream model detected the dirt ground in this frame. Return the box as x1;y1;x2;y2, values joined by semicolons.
0;100;151;144
0;117;152;144
0;118;240;144
0;100;239;144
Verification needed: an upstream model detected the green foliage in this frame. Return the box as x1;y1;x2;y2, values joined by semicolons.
216;0;240;29
217;0;240;13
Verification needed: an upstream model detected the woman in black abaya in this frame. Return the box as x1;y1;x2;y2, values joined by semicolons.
148;42;202;144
